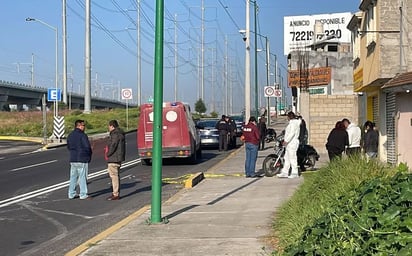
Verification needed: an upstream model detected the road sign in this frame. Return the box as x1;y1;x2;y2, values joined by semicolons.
53;116;65;140
121;88;133;100
274;89;282;98
264;86;276;97
47;88;62;101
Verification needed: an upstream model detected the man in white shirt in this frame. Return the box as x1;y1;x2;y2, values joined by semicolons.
342;118;361;156
277;112;301;179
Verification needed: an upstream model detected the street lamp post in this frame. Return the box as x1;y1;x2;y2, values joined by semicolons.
26;17;59;117
252;0;258;118
244;0;251;122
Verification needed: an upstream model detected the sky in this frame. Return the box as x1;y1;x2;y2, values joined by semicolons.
0;0;360;115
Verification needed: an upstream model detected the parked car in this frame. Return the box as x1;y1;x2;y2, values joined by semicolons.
196;118;220;148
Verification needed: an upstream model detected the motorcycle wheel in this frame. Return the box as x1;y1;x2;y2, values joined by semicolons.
262;154;283;177
305;154;317;170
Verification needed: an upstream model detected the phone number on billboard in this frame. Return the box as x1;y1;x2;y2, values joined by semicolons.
290;29;342;41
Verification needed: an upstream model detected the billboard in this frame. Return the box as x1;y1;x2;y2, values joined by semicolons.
284;12;352;55
288;67;332;87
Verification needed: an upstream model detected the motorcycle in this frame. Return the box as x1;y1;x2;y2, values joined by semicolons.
262;132;320;177
264;128;277;143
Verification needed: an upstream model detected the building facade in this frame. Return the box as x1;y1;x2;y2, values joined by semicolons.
348;0;412;167
285;13;358;154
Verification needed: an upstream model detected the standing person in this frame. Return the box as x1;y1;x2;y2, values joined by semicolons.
257;116;267;150
228;116;237;149
276;112;301;179
363;121;379;159
297;115;308;146
326;121;349;161
242;116;260;178
297;115;308;172
67;119;92;200
216;115;229;151
342;118;362;156
105;120;126;201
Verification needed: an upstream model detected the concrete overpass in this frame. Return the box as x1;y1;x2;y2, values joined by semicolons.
0;80;136;110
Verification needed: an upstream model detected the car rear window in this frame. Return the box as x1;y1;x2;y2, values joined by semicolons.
197;120;218;128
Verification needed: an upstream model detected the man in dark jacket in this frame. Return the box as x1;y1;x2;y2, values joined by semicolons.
257;116;267;150
228;116;237;149
67;119;92;200
105;120;126;200
216;115;230;151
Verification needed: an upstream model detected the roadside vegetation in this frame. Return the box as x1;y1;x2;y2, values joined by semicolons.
271;156;411;255
0;107;140;137
0;106;220;137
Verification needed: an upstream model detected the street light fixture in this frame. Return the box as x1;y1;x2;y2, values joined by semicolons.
26;17;59;116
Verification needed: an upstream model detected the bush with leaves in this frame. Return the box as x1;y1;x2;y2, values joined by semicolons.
273;156;396;251
284;164;412;255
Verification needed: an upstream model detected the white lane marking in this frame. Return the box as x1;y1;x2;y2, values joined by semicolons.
10;160;58;172
39;208;110;219
0;159;141;208
120;174;133;180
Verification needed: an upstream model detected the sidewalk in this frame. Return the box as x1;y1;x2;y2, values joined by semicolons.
69;118;328;256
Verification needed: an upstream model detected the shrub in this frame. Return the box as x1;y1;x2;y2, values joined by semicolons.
273;156;397;253
284;170;412;255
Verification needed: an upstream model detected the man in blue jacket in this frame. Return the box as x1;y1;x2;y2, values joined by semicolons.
67;119;93;200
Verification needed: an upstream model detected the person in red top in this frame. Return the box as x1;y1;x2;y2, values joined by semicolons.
242;116;260;177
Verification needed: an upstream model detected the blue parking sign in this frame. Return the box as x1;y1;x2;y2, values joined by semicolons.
47;88;62;101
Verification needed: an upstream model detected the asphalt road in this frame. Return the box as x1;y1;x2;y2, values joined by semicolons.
0;132;236;256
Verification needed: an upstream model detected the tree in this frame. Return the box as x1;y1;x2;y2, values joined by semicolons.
210;111;218;118
194;98;207;114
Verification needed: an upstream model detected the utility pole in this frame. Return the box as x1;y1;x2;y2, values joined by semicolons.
174;13;178;102
244;0;251;122
265;37;270;125
84;0;91;113
229;59;233;114
69;65;73;110
200;0;205;100
62;0;68;105
137;0;142;105
211;47;215;112
224;35;228;115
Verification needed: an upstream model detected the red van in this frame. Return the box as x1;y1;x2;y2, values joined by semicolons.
137;102;202;164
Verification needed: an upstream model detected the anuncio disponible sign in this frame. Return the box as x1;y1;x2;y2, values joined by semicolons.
283;12;352;55
288;67;332;87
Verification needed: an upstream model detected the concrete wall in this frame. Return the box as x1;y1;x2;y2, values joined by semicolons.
396;93;412;168
289;51;354;95
305;94;359;154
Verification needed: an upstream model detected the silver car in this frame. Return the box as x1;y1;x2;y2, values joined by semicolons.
196;119;219;148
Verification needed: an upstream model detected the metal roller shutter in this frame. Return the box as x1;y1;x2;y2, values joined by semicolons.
385;93;396;165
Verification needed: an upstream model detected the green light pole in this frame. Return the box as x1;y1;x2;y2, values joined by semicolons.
151;0;164;224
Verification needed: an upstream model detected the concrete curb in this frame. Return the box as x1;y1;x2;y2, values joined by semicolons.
64;205;150;256
66;148;243;255
184;172;205;188
206;144;244;174
0;136;44;144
